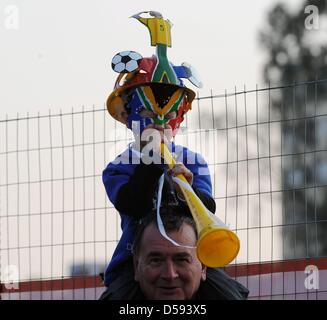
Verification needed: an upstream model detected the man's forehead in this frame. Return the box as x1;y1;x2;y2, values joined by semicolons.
146;250;193;259
140;223;197;252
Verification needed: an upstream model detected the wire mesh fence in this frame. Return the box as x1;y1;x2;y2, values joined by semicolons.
1;79;327;299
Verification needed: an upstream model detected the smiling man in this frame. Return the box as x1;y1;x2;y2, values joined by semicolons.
133;212;206;300
132;210;249;300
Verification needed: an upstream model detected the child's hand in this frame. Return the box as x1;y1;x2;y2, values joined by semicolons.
168;163;193;201
141;124;172;155
168;162;193;186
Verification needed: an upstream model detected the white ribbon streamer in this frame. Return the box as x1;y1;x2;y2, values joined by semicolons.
171;176;194;193
156;174;196;249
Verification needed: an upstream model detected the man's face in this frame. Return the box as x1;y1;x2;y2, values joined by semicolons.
134;223;206;300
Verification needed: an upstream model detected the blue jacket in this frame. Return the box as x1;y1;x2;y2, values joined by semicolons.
102;142;213;286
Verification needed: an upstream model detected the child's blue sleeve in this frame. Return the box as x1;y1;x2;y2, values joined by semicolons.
102;160;165;218
102;162;131;206
186;152;213;197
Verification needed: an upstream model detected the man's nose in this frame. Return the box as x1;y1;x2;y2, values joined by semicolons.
161;260;179;280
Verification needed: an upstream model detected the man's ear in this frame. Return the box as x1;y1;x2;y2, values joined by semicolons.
201;265;207;281
133;255;140;282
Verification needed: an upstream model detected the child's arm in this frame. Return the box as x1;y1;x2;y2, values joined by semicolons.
181;148;217;214
103;161;164;219
193;187;216;214
168;161;216;214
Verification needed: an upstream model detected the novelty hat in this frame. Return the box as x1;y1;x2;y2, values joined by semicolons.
106;11;203;135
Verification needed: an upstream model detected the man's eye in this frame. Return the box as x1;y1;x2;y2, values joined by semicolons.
175;257;191;264
149;258;163;265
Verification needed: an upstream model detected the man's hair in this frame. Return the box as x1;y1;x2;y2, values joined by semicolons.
132;208;197;256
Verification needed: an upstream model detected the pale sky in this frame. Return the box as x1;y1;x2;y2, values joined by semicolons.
0;0;302;117
0;0;308;284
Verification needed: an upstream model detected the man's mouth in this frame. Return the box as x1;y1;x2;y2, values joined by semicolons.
158;286;180;293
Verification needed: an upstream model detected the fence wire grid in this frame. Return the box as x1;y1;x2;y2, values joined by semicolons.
0;79;327;300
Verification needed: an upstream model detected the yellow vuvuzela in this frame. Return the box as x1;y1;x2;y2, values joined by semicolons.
161;143;240;267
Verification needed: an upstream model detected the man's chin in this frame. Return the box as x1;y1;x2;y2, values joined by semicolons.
154;288;185;300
